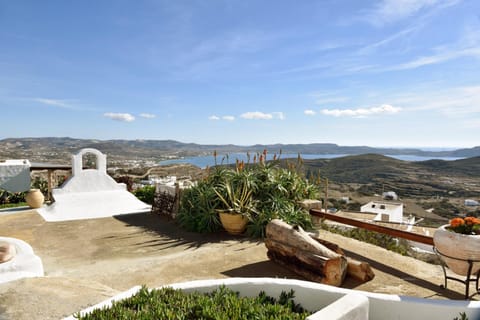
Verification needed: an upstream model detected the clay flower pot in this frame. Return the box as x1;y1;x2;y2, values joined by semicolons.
219;211;248;235
433;224;480;276
25;189;45;209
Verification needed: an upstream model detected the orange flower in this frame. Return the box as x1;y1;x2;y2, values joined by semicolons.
464;216;477;225
450;217;465;228
448;216;480;235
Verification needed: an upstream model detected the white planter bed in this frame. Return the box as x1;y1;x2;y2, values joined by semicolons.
65;277;480;320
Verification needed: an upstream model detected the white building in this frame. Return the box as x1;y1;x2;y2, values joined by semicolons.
361;201;404;223
465;199;479;207
382;191;398;200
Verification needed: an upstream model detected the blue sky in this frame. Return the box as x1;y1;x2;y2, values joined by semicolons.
1;0;479;148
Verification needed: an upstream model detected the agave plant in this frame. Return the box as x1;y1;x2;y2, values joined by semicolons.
214;179;258;218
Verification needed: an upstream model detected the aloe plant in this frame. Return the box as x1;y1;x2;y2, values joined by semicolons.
214;180;258;218
177;152;320;237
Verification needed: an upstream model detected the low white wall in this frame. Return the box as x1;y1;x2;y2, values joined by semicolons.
0;237;44;284
308;292;369;320
65;278;480;320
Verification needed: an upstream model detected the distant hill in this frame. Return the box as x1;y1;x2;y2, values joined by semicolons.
2;137;479;198
302;154;480;198
1;137;479;164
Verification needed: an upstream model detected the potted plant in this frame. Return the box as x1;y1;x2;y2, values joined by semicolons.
214;180;257;235
433;216;480;275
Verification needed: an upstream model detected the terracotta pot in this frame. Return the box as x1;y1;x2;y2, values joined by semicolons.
25;189;45;209
219;211;248;235
433;224;480;275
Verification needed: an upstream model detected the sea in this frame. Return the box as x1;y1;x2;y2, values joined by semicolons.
158;153;464;169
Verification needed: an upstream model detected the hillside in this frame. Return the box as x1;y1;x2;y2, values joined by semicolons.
1;137;479;199
302;154;480;198
1;137;480;164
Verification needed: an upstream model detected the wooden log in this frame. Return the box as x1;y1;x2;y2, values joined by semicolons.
265;238;346;286
265;219;347;286
346;257;375;282
266;219;342;260
267;250;326;283
308;232;374;282
307;232;345;255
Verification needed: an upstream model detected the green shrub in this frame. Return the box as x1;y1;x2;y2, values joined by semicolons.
75;285;310;320
0;190;26;205
31;177;48;197
177;158;319;237
322;223;410;256
133;185;156;205
177;180;222;233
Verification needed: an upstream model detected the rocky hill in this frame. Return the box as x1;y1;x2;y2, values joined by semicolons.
1;137;479;199
302;154;480;198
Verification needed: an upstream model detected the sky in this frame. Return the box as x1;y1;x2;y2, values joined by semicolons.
1;0;480;148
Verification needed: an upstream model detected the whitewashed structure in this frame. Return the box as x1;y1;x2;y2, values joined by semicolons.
0;159;31;192
66;278;480;320
382;191;398;200
38;148;150;222
465;199;479;206
0;237;44;284
361;201;404;223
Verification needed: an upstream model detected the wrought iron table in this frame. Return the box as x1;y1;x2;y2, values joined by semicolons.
434;246;480;299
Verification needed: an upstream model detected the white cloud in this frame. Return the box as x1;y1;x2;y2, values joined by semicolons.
209;115;236;121
304;109;316;116
366;0;445;26
358;25;420;55
240;111;285;120
104;112;135;122
33;98;73;109
387;47;480;71
321;104;402;117
272;112;285;120
393;85;480;116
241;111;273;120
139;113;156;119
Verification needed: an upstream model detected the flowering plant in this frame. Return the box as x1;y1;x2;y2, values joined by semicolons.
447;216;480;235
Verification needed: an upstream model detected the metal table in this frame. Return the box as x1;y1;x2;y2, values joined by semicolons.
434;246;480;299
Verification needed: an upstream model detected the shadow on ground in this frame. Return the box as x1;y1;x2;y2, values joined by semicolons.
222;260;303;279
113;212;258;251
342;248;468;300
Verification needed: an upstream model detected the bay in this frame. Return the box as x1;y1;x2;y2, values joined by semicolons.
158;153;464;169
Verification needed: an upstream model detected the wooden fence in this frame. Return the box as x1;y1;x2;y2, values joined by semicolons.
309;209;434;246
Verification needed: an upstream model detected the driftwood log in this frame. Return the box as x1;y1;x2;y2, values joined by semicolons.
308;232;375;282
265;219;374;286
265;219;348;286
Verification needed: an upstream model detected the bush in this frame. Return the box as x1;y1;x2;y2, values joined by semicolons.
322;223;410;256
0;190;26;205
177;158;319;237
76;285;310;320
133;185;156;205
31;177;48;197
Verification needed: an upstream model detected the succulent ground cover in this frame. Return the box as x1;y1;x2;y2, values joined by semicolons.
75;285;311;320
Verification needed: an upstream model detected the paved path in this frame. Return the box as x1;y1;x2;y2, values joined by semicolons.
0;209;472;319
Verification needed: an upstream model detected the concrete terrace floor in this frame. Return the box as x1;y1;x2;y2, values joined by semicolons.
0;209;474;320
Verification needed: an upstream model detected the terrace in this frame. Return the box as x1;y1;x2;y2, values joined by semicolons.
0;207;475;320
